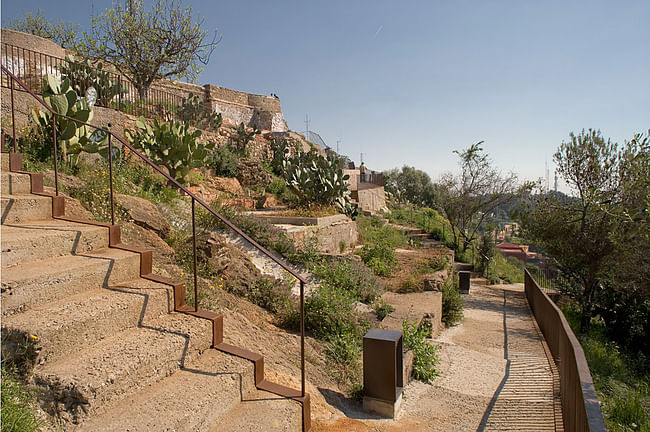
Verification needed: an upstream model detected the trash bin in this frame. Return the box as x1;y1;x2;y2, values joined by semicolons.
459;270;470;294
362;328;404;418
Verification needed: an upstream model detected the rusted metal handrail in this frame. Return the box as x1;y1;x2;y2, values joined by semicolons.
1;64;307;398
524;269;606;432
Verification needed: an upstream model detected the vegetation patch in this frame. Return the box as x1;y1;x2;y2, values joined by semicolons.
442;276;464;326
402;319;440;383
1;365;41;432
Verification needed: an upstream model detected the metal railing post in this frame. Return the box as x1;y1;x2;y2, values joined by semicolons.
300;279;305;397
107;125;115;226
10;76;16;152
192;197;198;312
52;115;59;196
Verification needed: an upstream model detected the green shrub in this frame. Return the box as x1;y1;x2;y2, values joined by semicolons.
310;258;381;304
302;284;369;341
210;145;239;178
324;333;362;392
248;277;293;315
1;365;41;432
403;319;440;383
372;299;395;320
399;275;421;293
359;243;397;277
417;255;450;274
266;177;286;196
442;276;464;326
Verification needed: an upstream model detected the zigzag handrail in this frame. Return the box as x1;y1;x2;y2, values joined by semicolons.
1;64;310;430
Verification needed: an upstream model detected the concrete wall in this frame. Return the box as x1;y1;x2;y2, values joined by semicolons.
355;186;387;214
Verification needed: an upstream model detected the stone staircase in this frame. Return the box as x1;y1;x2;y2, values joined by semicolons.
1;153;306;431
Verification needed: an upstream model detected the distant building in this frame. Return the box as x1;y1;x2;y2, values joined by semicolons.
496;242;528;263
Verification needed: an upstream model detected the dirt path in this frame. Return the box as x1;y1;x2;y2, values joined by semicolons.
312;279;560;431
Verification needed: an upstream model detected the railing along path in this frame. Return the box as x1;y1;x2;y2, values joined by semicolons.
525;269;606;432
1;65;309;427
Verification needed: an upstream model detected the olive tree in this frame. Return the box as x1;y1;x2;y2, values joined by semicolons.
519;129;645;333
76;0;219;99
437;142;518;253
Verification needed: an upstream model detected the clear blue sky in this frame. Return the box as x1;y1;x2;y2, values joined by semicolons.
2;0;649;190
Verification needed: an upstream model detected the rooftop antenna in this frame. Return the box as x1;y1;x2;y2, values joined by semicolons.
304;114;311;142
554;170;558;192
360;152;364;164
545;159;550;193
336;138;341;154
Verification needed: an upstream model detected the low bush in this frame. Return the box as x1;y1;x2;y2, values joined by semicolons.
417;255;450;274
210;145;239;178
1;365;41;432
310;257;382;303
372;299;395;320
561;302;650;432
403;319;440;383
248;277;293;315
399;275;421;293
266;177;286;196
442;276;464;326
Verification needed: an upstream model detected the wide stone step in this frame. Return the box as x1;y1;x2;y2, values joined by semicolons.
1;248;141;316
1;171;31;195
73;349;256;432
1;193;54;224
1;220;109;268
2;279;174;365
212;387;302;432
34;313;213;424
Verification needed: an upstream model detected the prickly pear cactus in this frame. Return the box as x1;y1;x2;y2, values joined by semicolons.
125;117;214;185
32;74;108;166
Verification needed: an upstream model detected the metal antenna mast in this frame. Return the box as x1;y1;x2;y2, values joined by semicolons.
336;139;341;154
304;114;310;142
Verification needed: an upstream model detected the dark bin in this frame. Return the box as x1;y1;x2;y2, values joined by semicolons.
363;328;404;417
459;270;470;294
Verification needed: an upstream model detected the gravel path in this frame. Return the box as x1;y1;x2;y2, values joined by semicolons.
313;279;561;431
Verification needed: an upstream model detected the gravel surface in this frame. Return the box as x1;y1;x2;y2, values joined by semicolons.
312;279;559;431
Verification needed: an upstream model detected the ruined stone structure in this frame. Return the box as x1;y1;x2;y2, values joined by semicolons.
1;29;289;132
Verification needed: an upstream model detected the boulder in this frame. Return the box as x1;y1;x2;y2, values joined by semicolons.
116;194;171;239
191;232;261;294
236;159;272;187
209;176;244;196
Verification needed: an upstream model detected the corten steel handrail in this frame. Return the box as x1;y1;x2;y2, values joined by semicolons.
524;269;606;432
1;64;308;399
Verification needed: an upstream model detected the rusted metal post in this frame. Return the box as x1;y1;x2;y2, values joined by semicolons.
52;115;59;196
10;76;17;151
300;279;305;397
192;197;198;312
107;125;115;226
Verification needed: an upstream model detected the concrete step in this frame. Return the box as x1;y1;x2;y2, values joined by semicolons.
2;220;109;268
34;312;213;424
2;279;174;365
1;248;141;316
73;349;256;432
1;171;31;195
213;387;302;432
1;193;52;224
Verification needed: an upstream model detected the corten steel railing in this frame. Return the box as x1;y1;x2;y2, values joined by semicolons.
524;269;606;432
1;64;308;405
1;43;184;120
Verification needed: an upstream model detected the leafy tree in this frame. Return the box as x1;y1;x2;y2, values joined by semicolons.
519;129;642;332
76;0;219;99
384;166;437;207
438;142;518;252
5;10;79;48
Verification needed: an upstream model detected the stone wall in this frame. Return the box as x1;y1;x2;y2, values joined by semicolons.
273;218;359;255
356;186;388;214
1;29;289;132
